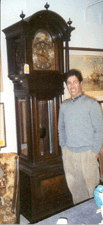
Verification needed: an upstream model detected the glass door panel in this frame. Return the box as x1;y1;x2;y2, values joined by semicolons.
38;99;54;156
18;98;28;157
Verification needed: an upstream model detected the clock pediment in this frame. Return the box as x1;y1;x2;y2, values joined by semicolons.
28;9;74;41
3;8;75;41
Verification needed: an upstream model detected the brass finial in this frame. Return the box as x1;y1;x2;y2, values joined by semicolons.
44;2;50;10
67;18;72;26
20;11;25;20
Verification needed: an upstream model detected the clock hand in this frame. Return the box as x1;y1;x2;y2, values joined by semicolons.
37;53;49;61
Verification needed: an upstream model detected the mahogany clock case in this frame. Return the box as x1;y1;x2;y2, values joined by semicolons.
3;6;75;223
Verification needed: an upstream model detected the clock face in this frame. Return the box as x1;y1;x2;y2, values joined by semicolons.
32;30;55;70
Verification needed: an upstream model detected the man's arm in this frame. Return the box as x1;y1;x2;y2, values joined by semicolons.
90;101;103;155
58;105;66;149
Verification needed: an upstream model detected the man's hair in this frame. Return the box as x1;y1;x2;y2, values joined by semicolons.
65;69;83;83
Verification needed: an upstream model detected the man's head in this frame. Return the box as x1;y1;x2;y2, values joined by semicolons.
66;69;83;99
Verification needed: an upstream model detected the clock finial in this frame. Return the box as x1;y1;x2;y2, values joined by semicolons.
20;11;25;20
44;2;50;10
67;18;72;26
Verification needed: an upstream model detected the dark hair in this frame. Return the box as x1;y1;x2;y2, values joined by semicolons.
65;69;83;83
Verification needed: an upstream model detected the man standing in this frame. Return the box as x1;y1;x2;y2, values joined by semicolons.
58;69;103;204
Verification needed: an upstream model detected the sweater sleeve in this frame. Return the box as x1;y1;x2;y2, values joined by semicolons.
58;104;66;149
90;101;103;154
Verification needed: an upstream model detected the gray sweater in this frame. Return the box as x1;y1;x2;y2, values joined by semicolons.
58;94;103;154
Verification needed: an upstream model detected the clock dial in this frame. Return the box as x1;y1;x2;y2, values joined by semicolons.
32;30;55;70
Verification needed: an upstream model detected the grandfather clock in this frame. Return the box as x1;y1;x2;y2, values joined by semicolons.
3;4;75;223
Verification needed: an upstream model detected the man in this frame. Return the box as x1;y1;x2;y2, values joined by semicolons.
58;69;103;204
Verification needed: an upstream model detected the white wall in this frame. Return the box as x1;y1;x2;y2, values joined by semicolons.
1;0;103;153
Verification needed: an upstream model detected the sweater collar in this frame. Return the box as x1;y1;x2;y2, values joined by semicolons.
71;93;84;102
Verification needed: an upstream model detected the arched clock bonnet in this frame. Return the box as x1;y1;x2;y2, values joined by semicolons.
3;4;75;99
28;8;74;41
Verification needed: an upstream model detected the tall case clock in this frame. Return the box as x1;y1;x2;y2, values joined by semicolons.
3;3;75;223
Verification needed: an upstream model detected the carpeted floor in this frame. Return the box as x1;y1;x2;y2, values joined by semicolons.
20;199;102;224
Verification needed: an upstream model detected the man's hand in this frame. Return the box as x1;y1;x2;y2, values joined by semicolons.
94;153;98;158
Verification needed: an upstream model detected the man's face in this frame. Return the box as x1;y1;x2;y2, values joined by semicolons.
67;75;83;99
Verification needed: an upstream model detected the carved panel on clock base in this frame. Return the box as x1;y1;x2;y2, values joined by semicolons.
19;165;73;223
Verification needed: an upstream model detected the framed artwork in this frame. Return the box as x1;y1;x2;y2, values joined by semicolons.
0;103;6;148
62;47;103;101
69;47;103;98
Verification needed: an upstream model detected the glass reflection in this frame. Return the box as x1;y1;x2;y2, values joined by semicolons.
38;100;54;156
18;99;28;156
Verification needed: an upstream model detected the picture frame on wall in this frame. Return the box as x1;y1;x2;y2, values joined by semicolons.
63;47;103;101
0;103;6;148
69;47;103;97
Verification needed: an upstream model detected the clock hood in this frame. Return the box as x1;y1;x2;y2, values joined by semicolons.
27;9;75;41
3;8;75;42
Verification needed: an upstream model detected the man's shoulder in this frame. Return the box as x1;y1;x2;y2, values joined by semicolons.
83;94;98;104
62;98;71;105
83;94;101;110
60;98;71;109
